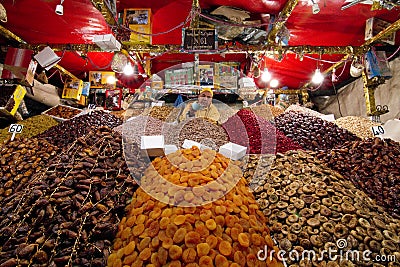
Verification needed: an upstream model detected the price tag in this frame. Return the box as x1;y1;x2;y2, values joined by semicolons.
88;104;96;109
8;124;24;141
371;125;385;136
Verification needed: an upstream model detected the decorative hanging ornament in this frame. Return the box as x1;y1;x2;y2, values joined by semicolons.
0;3;7;23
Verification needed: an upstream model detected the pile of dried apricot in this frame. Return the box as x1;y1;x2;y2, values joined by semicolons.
108;147;282;267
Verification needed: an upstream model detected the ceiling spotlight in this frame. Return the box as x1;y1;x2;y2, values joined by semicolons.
312;69;324;84
261;68;272;82
310;0;320;14
270;79;279;88
55;0;64;15
123;63;134;76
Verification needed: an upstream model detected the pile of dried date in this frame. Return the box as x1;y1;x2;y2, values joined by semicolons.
0;126;147;266
39;111;123;149
0;137;59;205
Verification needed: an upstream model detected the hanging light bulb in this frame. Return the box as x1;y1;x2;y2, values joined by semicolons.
270;79;279;88
310;0;320;14
261;68;272;82
312;69;324;84
123;62;134;75
106;75;116;84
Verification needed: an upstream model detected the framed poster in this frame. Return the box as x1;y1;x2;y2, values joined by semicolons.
123;8;151;44
214;62;239;89
165;68;194;87
89;71;116;88
199;65;214;87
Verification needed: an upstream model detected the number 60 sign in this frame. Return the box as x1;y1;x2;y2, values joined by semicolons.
8;124;23;141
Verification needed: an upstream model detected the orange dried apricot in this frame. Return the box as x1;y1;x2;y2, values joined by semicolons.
125;216;136;228
124;241;136;255
150;253;159;266
195;225;210;238
158;230;167;242
161;237;173;249
199;256;213;267
149;208;162;220
121;227;131;240
161;208;172;217
205;219;217;231
230;228;240;241
113;238;123;250
173;214;186;225
151;236;160;248
185;231;201;248
206;235;218;249
169;260;182;267
215;205;227;215
215;215;225;226
159;217;170;229
214;254;229;267
166;223;178;238
112;258;122;267
238;233;250;247
199;210;213;222
138;237;151;251
230;263;241;267
197;243;211;257
185;214;196;224
225;215;239;228
218;241;232;256
157;247;168;265
136;214;146;225
173;228;187;244
122;251;138;265
147;221;160;238
233;251;246;267
132;224;145;236
251;234;263;246
169;245;183;260
246;253;258;267
130;258;143;267
138;247;152;261
182;248;197;263
232;195;243;206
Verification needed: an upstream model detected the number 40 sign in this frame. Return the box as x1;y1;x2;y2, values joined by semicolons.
8;124;24;141
371;125;385;137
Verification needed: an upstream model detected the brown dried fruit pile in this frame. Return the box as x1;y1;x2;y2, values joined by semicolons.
245;150;400;266
0;137;59;204
108;147;283;267
0;127;147;266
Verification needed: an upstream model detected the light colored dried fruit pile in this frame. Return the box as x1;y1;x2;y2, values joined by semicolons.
268;105;284;118
0;115;59;142
148;106;181;122
245;150;400;266
334;116;381;139
115;115;165;145
248;105;274;121
108;147;283;267
285;104;324;118
172;118;229;150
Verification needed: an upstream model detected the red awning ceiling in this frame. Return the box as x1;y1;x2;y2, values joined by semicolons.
1;0;399;91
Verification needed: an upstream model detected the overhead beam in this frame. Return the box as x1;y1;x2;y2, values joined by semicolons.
19;42;367;55
267;0;299;44
0;25;27;44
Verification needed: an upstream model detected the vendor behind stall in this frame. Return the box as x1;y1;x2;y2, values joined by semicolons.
179;88;220;123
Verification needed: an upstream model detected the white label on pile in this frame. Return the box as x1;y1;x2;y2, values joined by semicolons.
371;125;385;136
8;124;24;141
8;124;23;133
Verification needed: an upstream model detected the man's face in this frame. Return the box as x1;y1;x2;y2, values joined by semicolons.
198;91;212;106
